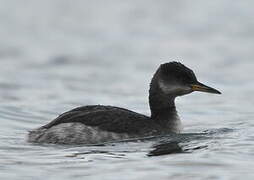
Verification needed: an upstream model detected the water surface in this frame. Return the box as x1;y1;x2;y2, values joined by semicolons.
0;0;254;179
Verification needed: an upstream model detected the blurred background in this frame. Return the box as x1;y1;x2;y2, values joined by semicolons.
0;0;254;180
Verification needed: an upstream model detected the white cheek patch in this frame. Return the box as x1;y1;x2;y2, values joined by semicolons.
158;80;190;94
159;80;179;94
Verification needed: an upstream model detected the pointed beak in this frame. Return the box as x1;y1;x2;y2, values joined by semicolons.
191;82;221;94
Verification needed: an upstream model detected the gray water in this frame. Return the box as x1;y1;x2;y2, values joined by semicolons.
0;0;254;179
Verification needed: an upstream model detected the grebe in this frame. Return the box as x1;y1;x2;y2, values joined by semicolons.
28;62;221;144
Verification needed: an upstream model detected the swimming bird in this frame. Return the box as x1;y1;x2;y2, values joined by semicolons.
28;62;221;144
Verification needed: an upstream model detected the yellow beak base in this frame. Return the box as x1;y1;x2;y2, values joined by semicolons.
191;83;221;94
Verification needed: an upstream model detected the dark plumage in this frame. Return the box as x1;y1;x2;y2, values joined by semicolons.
42;105;162;134
160;62;197;84
28;62;221;144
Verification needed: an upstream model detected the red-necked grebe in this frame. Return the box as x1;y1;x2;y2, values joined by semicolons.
28;62;221;144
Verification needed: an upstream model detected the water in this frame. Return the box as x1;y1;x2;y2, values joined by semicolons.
0;0;254;179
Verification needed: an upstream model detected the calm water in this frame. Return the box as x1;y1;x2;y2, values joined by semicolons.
0;0;254;179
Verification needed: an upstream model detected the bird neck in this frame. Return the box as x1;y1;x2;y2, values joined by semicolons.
149;91;178;123
149;75;179;126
